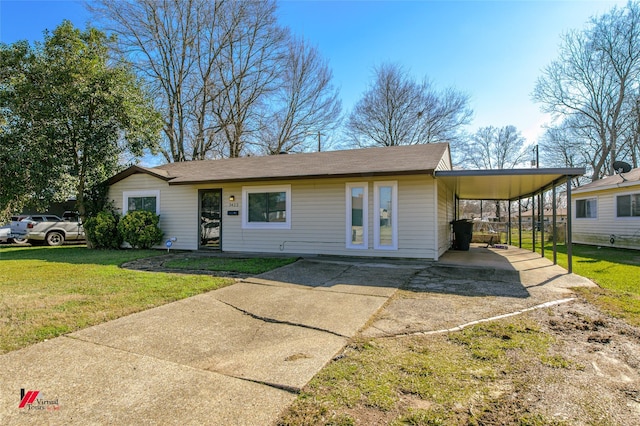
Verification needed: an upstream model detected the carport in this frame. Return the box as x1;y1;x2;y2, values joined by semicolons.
436;168;586;273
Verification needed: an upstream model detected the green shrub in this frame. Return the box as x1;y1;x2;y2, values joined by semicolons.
117;210;164;249
84;211;123;249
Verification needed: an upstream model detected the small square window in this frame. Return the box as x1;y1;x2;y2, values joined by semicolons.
242;185;291;229
576;198;597;219
123;191;160;214
617;194;640;217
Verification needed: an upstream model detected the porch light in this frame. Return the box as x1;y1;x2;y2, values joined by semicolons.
229;195;235;202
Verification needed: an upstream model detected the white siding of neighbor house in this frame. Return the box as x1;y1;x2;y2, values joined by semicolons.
573;185;640;250
109;174;440;257
108;173;200;250
436;178;454;258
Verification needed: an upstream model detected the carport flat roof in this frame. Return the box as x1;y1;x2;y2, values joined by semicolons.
435;168;585;200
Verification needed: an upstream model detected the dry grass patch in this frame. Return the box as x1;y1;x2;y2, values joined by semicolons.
279;318;574;426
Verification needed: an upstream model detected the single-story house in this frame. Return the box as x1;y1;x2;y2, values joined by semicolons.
108;144;456;259
572;167;640;249
107;143;585;262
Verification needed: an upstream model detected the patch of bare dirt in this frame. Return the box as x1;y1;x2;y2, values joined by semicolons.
335;298;640;425
506;299;640;425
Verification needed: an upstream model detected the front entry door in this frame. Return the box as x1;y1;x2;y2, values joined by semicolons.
199;189;222;249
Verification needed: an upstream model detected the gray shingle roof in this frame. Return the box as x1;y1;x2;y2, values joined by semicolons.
573;167;640;193
108;144;451;185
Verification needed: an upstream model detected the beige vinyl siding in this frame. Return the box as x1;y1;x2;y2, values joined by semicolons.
573;185;640;249
108;173;199;250
436;178;454;258
435;146;452;171
221;176;438;259
109;173;440;258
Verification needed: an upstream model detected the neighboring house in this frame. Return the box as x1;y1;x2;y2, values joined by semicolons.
107;144;456;260
572;167;640;249
513;208;568;227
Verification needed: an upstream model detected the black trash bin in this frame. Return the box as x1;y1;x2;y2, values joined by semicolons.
452;219;474;251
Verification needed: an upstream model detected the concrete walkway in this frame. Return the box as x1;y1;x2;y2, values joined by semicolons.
0;246;596;425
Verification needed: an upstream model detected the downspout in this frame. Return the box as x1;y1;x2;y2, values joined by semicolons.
434;178;439;260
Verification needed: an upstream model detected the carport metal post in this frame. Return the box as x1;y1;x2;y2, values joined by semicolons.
518;198;522;248
540;190;545;258
566;178;573;274
508;201;512;245
532;194;536;253
552;184;557;265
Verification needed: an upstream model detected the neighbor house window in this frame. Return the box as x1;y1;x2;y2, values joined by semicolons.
374;181;398;250
242;185;291;229
346;183;368;249
575;198;597;219
617;193;640;217
123;190;160;214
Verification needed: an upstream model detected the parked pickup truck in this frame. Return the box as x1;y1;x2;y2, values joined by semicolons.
10;212;85;246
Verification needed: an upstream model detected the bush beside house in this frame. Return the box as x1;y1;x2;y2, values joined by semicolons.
117;210;164;249
85;210;163;249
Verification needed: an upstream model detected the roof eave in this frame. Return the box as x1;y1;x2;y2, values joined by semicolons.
573;178;640;194
167;169;436;185
106;165;172;186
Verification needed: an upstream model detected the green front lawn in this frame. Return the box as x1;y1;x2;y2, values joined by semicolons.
0;246;235;354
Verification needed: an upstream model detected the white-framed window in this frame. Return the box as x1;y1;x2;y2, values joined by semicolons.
346;182;368;249
123;190;160;214
242;185;291;229
616;193;640;217
374;181;398;250
575;198;597;219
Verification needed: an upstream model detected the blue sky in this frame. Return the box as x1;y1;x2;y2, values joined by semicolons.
0;0;627;146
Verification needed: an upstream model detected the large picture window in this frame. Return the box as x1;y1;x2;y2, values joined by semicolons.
575;198;597;219
346;183;368;249
242;185;291;229
617;193;640;217
374;181;398;250
123;190;160;214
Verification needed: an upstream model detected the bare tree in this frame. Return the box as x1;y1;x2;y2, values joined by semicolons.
209;0;286;158
90;0;239;162
346;63;472;148
258;36;341;154
462;125;529;170
533;2;640;180
460;125;529;219
92;0;335;161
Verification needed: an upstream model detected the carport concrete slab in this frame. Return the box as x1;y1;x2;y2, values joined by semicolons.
0;337;294;426
362;246;598;338
213;282;388;337
71;292;346;390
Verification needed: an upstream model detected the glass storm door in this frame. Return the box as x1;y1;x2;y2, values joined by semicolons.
199;189;222;249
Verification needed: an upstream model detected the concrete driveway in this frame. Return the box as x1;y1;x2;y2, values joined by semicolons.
0;247;596;425
0;258;420;425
